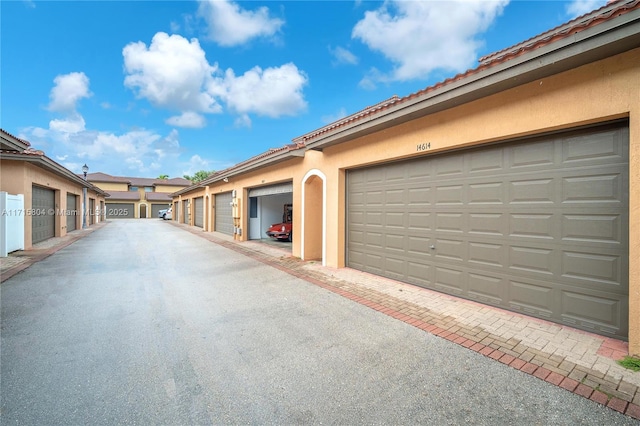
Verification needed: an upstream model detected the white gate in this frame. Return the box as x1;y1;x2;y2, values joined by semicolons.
1;192;25;257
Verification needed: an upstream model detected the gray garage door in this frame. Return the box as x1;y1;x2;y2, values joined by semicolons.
182;200;190;224
32;185;55;244
215;192;234;235
106;203;135;219
194;197;204;228
151;204;168;218
66;193;78;232
347;123;629;339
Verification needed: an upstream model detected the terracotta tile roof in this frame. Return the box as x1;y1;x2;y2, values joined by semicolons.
295;0;640;144
479;0;639;65
145;192;173;202
86;172;191;187
0;128;31;147
104;191;141;201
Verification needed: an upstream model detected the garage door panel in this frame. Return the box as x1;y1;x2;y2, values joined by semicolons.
434;267;464;294
561;291;624;334
469;213;504;236
561;214;622;244
468;273;504;304
562;129;625;164
347;123;629;339
509;280;555;317
511;140;555;168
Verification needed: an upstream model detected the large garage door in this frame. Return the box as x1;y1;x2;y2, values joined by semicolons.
182;200;190;224
215;192;234;235
32;185;55;244
66;193;78;232
106;203;134;218
347;123;629;339
194;197;204;228
151;204;168;218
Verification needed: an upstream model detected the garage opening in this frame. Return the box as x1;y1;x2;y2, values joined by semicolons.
346;122;629;339
247;182;293;246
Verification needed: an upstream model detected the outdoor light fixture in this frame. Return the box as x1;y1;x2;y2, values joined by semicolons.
82;164;89;229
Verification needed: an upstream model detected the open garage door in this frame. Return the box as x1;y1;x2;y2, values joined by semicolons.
32;185;55;244
248;182;293;240
215;192;233;235
347;123;629;339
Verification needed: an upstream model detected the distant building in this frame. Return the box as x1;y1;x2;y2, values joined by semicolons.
87;173;190;219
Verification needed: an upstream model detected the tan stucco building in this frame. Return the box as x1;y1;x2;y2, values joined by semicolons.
87;173;190;219
172;2;640;354
1;129;107;251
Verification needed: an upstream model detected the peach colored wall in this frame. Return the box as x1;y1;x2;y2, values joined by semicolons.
155;184;186;193
1;161;105;249
94;182;128;191
315;48;639;353
171;49;640;353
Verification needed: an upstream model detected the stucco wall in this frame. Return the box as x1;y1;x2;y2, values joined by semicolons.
1;161;106;249
171;48;640;353
316;48;639;354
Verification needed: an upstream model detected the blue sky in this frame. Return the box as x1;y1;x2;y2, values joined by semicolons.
2;0;608;179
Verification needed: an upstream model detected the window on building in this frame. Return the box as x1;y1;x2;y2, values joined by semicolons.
129;186;138;192
144;187;154;192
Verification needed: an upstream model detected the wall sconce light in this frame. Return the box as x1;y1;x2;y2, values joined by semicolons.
223;177;229;183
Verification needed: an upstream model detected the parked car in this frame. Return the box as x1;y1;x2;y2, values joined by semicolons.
163;207;172;220
266;203;292;242
158;208;169;219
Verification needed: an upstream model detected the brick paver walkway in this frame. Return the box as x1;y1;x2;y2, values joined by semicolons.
2;220;639;420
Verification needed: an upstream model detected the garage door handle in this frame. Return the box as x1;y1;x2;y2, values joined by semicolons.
430;245;436;249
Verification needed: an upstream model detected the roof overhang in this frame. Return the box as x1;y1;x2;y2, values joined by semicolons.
0;130;30;151
171;148;305;197
1;152;108;196
304;7;640;151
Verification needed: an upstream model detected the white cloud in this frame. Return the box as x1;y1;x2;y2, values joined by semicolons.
565;0;607;18
122;32;308;126
48;72;92;112
329;46;359;66
222;63;308;117
165;111;206;128
197;0;284;47
123;32;222;113
182;154;211;176
49;113;86;134
352;0;508;85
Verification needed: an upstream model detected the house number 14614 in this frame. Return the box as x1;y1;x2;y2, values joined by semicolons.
416;142;431;151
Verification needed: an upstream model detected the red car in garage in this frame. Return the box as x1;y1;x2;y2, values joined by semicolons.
266;203;293;242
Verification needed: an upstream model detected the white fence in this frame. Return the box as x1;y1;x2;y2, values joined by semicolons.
1;192;25;257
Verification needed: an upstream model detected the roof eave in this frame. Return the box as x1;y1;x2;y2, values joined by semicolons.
2;152;108;196
304;11;640;151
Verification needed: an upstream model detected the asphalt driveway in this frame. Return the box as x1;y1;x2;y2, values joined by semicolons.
1;219;637;425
